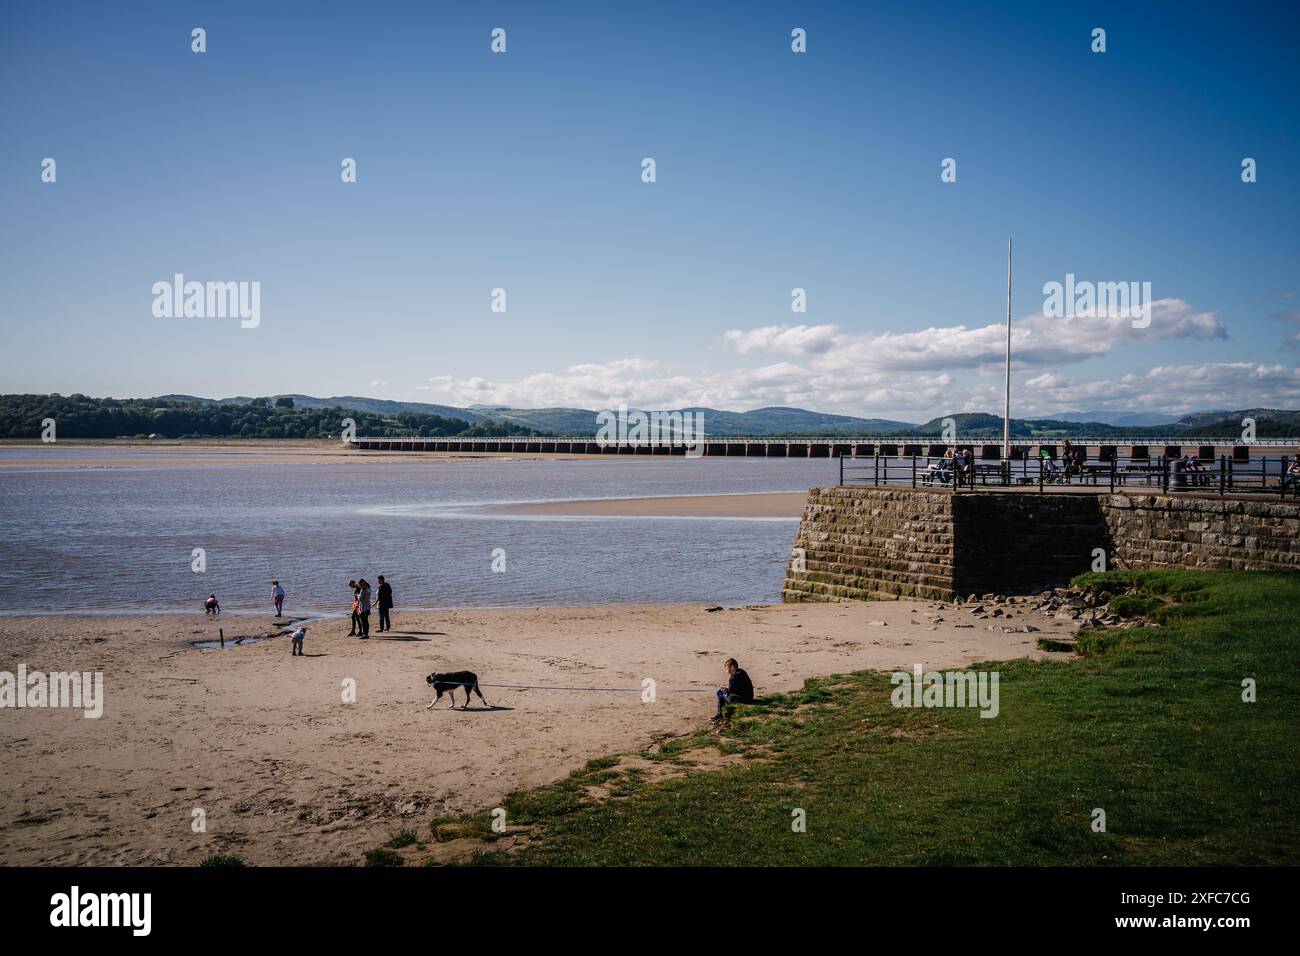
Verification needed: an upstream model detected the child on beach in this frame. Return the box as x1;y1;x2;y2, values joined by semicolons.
204;594;220;616
348;581;360;635
272;581;285;617
290;625;307;656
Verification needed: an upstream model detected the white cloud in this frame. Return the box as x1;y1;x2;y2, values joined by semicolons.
1021;363;1300;417
720;299;1225;372
413;358;1298;420
721;325;838;355
407;298;1293;420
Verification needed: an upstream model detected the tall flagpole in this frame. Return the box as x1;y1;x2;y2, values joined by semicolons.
1003;238;1012;459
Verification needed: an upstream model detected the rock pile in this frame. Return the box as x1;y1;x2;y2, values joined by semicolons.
921;586;1155;643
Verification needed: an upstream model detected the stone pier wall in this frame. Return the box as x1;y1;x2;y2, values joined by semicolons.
1105;494;1300;571
782;487;1300;603
951;494;1109;596
783;488;956;602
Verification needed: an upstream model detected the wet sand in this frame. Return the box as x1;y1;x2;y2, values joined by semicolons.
0;601;1071;866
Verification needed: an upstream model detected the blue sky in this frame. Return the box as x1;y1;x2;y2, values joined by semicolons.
2;0;1298;420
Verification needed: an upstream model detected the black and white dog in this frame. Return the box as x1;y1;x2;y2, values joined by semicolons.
426;671;489;710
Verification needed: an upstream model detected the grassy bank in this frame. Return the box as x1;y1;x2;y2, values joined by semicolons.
379;569;1299;866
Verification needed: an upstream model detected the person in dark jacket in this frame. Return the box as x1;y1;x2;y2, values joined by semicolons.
357;579;371;638
714;657;754;720
376;575;393;632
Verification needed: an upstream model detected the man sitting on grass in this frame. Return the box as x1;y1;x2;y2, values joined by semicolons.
714;657;754;722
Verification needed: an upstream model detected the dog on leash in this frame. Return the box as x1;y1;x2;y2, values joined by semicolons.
426;671;489;710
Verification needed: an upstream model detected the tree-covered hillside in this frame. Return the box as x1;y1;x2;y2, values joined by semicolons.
0;394;543;440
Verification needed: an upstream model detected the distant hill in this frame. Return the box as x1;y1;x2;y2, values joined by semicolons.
0;394;540;440
1053;410;1180;427
18;394;1300;440
910;409;1300;440
1171;408;1300;430
157;397;914;437
157;393;493;423
696;406;914;436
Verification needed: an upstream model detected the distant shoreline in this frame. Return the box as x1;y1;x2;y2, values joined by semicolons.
0;439;624;468
0;440;839;469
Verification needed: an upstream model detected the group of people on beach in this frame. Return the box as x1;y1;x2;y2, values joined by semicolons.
201;577;757;718
200;575;395;655
347;576;393;638
203;581;288;619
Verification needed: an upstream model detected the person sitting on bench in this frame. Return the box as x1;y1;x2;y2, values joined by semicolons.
925;448;955;484
1282;456;1300;491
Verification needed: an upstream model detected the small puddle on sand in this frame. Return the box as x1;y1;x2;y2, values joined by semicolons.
190;615;329;650
191;634;274;650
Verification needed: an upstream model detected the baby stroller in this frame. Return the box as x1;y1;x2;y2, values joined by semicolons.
1040;454;1068;484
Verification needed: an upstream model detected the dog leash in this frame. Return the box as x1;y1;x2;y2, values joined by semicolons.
473;682;715;693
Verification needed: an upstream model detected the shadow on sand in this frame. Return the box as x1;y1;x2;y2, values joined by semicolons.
432;705;514;713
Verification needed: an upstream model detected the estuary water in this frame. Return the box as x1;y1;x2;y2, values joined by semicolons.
0;455;833;615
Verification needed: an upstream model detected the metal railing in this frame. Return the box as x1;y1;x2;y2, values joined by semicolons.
839;453;1300;498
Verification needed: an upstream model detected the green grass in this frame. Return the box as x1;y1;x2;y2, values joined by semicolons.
364;847;404;867
397;570;1300;866
387;828;419;849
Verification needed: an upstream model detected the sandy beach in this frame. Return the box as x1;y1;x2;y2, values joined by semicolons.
0;601;1072;866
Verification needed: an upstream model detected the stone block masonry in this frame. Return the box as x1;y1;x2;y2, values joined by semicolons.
782;487;1300;603
1105;494;1300;572
783;488;957;602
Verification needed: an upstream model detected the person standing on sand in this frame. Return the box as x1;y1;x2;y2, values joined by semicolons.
347;580;361;636
290;624;307;656
713;657;754;721
272;580;285;618
357;579;372;638
376;575;393;632
204;594;220;617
